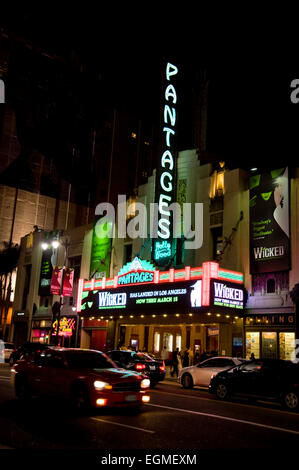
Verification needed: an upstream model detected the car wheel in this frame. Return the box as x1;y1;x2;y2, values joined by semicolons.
282;391;299;411
182;373;193;389
215;383;230;400
70;384;90;413
15;376;31;400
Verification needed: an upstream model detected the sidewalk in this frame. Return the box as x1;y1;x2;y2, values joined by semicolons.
163;366;180;385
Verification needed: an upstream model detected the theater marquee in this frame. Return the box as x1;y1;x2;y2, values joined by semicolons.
77;260;245;316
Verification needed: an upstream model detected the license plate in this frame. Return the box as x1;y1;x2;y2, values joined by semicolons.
149;366;156;371
125;394;137;402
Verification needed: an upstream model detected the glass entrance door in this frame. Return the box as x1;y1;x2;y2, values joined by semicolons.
262;332;277;359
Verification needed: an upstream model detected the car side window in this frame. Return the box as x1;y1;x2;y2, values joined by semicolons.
218;359;235;368
35;351;51;366
120;352;131;364
240;362;262;372
34;351;64;368
110;351;120;362
200;359;217;367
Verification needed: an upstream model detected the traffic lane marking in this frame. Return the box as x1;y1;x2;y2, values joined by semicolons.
152;388;299;416
91;417;155;434
145;403;299;437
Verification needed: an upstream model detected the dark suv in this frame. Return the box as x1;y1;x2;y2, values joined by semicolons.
107;350;166;386
209;359;299;411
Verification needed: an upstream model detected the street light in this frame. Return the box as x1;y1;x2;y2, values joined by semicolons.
52;237;70;346
41;235;70;346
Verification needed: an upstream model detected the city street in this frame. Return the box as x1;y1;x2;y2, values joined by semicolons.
0;366;299;452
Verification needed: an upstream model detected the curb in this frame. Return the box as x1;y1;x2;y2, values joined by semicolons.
0;363;10;368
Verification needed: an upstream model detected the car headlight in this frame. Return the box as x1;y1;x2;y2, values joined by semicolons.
93;380;112;390
141;378;150;389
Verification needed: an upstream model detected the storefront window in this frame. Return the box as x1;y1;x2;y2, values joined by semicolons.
279;332;295;361
163;333;173;352
262;332;277;359
176;335;181;351
246;332;260;359
154;332;160;353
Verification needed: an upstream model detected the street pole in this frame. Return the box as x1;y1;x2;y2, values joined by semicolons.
55;238;69;346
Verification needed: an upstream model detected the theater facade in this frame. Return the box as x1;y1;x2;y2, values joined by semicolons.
77;258;245;357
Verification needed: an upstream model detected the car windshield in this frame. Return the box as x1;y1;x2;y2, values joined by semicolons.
4;344;14;349
65;351;115;369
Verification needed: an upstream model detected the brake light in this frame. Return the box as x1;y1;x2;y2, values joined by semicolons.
159;365;165;372
135;363;146;371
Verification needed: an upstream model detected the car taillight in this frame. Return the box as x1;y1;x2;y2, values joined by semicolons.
135;363;146;371
159;365;165;372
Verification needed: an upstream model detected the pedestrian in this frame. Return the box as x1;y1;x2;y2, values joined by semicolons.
194;350;200;364
171;348;180;377
182;349;189;368
199;350;208;362
250;353;255;360
188;348;194;365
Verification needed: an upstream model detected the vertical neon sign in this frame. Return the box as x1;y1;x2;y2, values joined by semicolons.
153;61;179;267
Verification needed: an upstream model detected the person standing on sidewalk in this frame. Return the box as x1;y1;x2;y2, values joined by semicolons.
171;348;180;377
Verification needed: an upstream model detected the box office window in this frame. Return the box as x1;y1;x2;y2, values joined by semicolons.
154;332;160;353
176;335;182;351
163;333;173;352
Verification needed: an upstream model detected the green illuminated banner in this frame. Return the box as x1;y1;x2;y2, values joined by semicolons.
89;217;112;279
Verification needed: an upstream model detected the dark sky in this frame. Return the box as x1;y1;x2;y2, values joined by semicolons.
1;7;299;172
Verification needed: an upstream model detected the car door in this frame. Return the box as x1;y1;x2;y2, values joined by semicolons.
33;350;67;397
194;359;221;386
248;361;279;399
230;361;263;396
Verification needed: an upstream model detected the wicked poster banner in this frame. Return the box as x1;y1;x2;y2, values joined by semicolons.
249;167;290;273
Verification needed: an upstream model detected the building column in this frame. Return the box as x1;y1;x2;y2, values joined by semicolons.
147;326;155;353
80;329;91;349
219;323;232;356
124;326;132;348
181;325;187;351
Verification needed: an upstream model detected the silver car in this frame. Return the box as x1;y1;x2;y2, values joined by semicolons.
0;342;16;363
178;356;245;389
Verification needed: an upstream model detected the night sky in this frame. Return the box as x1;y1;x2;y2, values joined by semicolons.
1;7;298;180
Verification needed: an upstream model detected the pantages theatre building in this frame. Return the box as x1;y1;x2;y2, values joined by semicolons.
76;61;298;361
10;61;298;361
77;62;247;359
77;156;298;362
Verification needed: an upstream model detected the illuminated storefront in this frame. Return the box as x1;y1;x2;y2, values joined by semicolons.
244;313;296;360
245;167;296;360
77;258;245;356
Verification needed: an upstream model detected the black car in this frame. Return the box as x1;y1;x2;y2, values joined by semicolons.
9;342;53;366
107;350;166;386
209;359;299;411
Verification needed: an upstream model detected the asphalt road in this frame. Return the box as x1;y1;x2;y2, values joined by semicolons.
0;365;299;459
